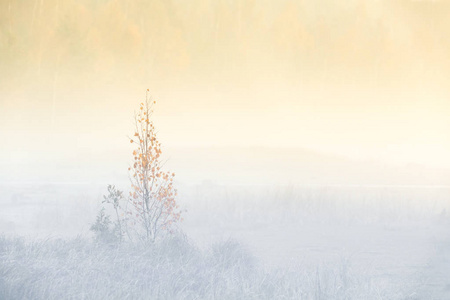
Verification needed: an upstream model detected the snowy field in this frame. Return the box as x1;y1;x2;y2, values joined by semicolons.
1;182;450;299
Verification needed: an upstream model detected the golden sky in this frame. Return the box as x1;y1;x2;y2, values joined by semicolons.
1;0;450;181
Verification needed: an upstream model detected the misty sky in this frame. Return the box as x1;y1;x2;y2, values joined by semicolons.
1;0;450;184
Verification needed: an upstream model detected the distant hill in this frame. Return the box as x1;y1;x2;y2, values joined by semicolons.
1;146;449;186
165;147;450;186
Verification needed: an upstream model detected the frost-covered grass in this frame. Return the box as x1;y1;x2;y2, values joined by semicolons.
0;234;404;300
1;184;449;299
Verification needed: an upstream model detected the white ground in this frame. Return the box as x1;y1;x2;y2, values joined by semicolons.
1;182;450;298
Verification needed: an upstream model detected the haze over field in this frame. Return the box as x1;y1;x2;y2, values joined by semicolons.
1;1;450;299
1;0;450;184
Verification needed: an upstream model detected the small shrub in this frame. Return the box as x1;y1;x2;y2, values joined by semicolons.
90;208;120;244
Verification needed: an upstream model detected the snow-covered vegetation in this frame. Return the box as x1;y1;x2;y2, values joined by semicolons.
1;183;450;299
0;233;404;300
